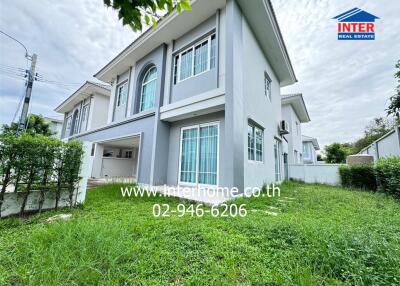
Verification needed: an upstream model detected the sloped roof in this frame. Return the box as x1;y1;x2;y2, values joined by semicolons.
333;8;379;22
54;81;111;113
281;93;310;123
302;135;320;150
94;0;297;86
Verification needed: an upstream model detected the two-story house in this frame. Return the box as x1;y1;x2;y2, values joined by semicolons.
281;93;310;167
44;117;63;138
56;0;298;191
56;81;110;139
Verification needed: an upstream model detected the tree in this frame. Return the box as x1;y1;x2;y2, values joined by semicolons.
324;143;351;163
386;60;400;120
351;117;395;154
103;0;191;31
1;114;54;137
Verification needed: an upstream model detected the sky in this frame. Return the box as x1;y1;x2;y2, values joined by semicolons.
0;0;399;148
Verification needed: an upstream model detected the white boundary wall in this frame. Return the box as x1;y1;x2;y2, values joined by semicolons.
289;164;341;185
1;142;91;218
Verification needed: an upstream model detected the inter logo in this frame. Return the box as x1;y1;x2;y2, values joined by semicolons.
332;8;379;40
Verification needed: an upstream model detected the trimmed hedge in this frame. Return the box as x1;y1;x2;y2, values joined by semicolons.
0;134;83;217
375;157;400;197
339;164;377;191
339;157;400;195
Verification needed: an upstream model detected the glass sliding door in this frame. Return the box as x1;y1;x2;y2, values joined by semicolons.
180;128;198;183
179;123;219;186
198;125;218;185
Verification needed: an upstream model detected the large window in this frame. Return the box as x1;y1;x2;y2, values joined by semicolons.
80;104;89;132
65;116;72;137
174;34;216;84
179;123;219;186
140;66;157;112
248;122;263;162
116;81;128;107
274;139;282;181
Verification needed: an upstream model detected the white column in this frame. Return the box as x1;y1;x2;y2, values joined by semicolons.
91;143;104;178
76;141;91;204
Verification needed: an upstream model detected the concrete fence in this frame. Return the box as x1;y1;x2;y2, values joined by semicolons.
288;164;341;185
0;142;91;218
1;189;76;218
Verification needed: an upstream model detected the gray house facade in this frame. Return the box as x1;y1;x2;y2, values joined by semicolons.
57;0;297;191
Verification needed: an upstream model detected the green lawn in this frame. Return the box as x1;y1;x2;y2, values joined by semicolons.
1;182;400;285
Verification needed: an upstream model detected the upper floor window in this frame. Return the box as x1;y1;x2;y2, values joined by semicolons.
248;122;263;162
295;121;300;135
264;72;272;101
116;81;128;107
140;66;157;112
81;105;88;122
174;34;216;84
65;116;72;136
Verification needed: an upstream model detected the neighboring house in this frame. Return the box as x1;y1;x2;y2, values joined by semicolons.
55;81;111;139
302;135;320;164
359;125;400;161
44;117;63;138
55;0;298;190
281;93;311;166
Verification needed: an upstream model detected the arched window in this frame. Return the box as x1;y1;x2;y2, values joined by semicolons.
139;66;157;112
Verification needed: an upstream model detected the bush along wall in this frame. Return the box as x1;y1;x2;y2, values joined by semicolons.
339;164;377;191
339;157;400;195
375;157;400;197
0;134;84;217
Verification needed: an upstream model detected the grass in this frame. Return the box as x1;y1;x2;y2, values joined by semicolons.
1;182;400;285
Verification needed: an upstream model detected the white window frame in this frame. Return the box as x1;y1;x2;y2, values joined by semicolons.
175;34;216;84
116;80;128;107
178;121;220;187
65;115;72;136
248;122;264;163
80;104;89;132
264;71;272;101
139;66;157;112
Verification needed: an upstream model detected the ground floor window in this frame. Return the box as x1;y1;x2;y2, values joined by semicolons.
248;122;264;162
274;139;282;181
179;123;219;185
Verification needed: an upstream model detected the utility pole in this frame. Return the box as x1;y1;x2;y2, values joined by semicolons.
17;53;37;133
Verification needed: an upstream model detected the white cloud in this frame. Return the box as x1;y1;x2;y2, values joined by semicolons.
0;0;136;124
272;0;400;147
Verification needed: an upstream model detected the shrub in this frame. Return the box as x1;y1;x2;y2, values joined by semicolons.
339;164;377;191
375;157;400;197
338;165;351;188
0;134;83;217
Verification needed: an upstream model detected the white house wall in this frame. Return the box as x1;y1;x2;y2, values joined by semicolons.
241;13;282;188
282;104;302;164
91;93;110;129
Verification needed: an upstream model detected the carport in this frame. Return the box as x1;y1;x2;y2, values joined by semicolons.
90;135;141;180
